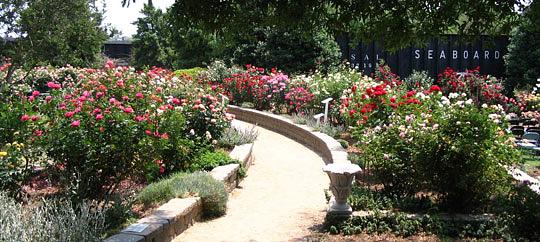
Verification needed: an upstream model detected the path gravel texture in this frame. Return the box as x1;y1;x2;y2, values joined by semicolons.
173;121;329;242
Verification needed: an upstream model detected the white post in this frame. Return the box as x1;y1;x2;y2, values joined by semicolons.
321;98;333;123
219;93;229;107
313;113;324;126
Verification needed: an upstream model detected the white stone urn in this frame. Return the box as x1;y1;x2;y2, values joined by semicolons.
323;163;362;215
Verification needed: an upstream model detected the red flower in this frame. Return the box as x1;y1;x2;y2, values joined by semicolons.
21;114;30;122
145;130;152;136
31;115;40;122
65;111;75;118
95;114;104;121
135;92;144;99
429;85;442;92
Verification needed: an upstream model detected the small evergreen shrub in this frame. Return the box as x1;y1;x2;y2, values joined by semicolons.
189;150;239;172
136;172;228;218
218;126;258;149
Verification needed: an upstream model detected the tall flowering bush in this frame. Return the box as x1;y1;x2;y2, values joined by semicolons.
219;64;310;112
0;61;231;201
437;67;523;111
359;93;518;212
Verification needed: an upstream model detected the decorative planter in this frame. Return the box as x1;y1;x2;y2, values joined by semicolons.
323;163;362;215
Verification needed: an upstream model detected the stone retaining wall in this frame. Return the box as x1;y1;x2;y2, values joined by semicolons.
104;141;254;242
227;105;350;165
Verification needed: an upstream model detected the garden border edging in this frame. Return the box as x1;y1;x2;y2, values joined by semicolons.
103;142;254;242
227;105;350;166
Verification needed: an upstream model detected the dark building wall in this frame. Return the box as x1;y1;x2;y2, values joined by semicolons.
337;35;509;78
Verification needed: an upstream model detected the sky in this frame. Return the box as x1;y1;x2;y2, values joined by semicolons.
98;0;175;38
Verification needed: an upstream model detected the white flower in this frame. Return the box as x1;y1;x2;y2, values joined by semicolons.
465;99;473;105
449;93;459;99
482;103;488;108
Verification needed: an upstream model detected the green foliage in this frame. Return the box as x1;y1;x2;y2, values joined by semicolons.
166;0;522;51
347;186;436;213
131;4;172;69
136;172;228;218
331;212;512;239
404;70;434;90
504;2;540;94
189;150;238;172
11;0;107;68
174;67;205;78
0;192;106;242
361;97;519;212
225;27;341;74
131;4;220;69
217;126;258;149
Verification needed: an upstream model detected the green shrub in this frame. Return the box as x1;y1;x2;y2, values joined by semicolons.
136;172;228;218
0;192;106;242
360;94;519;212
189;150;239;172
218;126;258;149
199;60;244;84
404;70;434;90
174;67;205;78
226;27;341;74
504;2;540;94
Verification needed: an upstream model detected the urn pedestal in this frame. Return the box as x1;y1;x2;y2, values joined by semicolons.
323;163;361;216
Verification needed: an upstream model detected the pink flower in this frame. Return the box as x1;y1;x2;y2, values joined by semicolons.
123;107;134;113
33;129;43;137
105;59;115;69
32;90;40;96
161;133;169;139
116;80;125;87
95;114;104;121
145;130;152;136
65;111;75;118
28;96;35;102
96;92;104;98
135;93;144;99
122;95;129;101
71;120;80;127
31;115;40;121
21;114;30;122
134;116;145;122
47;82;61;90
45;96;52;102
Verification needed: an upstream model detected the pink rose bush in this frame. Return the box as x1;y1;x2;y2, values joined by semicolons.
218;64;313;112
0;61;231;201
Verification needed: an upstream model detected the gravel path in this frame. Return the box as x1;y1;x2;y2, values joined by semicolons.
173;121;329;242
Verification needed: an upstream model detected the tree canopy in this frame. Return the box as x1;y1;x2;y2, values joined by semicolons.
156;0;525;50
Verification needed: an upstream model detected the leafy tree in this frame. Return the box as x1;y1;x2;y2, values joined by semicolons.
17;0;107;68
131;3;173;69
0;0;107;70
222;27;341;74
504;1;540;93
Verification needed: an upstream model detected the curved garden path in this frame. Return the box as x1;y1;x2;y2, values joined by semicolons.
173;120;329;242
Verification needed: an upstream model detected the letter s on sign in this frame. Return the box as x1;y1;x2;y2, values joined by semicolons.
415;50;420;59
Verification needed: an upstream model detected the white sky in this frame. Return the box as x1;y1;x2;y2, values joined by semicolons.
98;0;175;38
